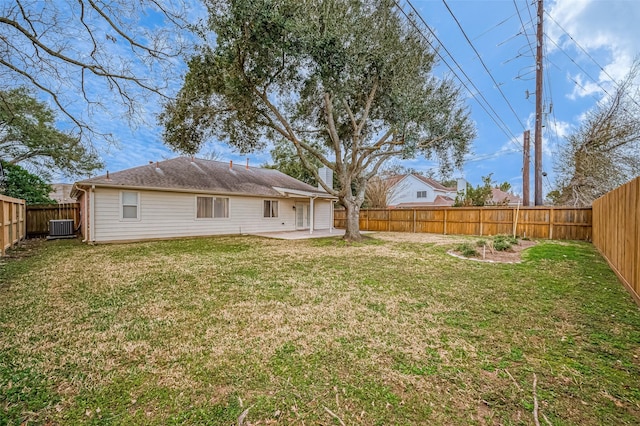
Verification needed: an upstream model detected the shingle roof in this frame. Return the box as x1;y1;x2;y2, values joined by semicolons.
386;174;456;192
491;188;522;204
74;157;330;198
394;195;455;208
413;175;456;192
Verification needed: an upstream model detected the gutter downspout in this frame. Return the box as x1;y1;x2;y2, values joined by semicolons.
75;186;89;243
330;200;335;233
90;185;95;243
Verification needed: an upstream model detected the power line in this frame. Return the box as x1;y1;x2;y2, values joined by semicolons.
545;34;612;98
395;0;522;145
545;11;617;85
545;10;640;111
512;0;536;59
442;0;526;131
472;11;518;42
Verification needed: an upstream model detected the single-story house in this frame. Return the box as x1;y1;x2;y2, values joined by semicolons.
386;174;458;208
71;157;336;243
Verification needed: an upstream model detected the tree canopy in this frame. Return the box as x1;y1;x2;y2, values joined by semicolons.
0;88;102;178
160;0;476;240
0;0;192;144
263;139;324;186
1;161;54;205
552;62;640;206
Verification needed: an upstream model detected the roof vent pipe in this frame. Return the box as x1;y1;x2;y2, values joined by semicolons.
246;158;249;169
106;171;110;180
229;160;233;170
155;161;159;168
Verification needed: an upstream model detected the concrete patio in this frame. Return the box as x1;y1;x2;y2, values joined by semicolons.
249;228;346;240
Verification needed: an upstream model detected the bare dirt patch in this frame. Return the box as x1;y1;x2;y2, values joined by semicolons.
0;238;48;262
370;231;468;245
450;239;537;263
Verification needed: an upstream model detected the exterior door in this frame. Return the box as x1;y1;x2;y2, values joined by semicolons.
295;202;309;229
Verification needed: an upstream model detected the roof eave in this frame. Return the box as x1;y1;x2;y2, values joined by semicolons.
72;182;284;198
272;186;337;199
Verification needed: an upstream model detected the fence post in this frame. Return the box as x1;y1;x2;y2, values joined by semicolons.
548;207;554;239
479;209;484;235
413;209;416;233
8;202;13;250
0;199;5;256
443;209;448;235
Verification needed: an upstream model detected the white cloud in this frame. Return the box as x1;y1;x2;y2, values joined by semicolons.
547;0;640;97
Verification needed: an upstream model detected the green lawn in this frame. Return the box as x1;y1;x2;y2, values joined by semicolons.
1;234;639;425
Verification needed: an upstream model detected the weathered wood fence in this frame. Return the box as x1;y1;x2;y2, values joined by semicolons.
26;203;80;237
1;194;26;256
592;176;640;306
334;206;592;240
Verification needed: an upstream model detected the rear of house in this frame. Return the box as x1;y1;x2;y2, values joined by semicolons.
72;157;335;243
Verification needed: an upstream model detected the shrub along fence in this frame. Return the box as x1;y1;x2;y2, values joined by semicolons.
334;206;593;241
1;194;26;256
26;203;80;237
592;176;640;306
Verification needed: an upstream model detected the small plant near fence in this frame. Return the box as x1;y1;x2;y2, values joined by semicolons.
456;242;479;257
455;234;521;259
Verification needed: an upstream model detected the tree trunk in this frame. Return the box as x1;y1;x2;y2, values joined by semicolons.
342;198;363;242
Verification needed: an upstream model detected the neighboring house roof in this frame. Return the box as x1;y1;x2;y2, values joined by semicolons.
386;174;456;192
394;195;455;208
72;157;333;198
413;175;456;192
491;188;522;205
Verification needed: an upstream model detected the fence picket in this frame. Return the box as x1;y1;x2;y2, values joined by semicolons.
592;177;640;306
334;206;592;241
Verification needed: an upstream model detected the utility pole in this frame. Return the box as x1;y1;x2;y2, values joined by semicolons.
534;0;544;205
523;130;530;206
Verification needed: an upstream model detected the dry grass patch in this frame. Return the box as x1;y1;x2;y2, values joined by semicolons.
1;234;639;425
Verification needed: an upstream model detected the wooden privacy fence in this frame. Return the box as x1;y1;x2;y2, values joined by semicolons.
592;176;640;306
1;194;26;256
334;206;592;240
26;203;80;237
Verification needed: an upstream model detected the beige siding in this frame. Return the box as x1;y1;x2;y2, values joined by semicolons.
313;199;332;229
92;188;331;242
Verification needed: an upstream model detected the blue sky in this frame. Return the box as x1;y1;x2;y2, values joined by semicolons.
57;0;640;199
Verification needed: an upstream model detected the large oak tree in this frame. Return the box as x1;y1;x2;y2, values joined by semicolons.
1;0;192;144
161;0;475;240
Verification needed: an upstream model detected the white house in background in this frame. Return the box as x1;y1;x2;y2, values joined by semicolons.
386;174;458;207
71;157;336;243
49;183;76;203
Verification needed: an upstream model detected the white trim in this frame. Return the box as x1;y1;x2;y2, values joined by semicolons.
76;183;336;200
309;197;315;234
90;185;95;242
272;186;336;199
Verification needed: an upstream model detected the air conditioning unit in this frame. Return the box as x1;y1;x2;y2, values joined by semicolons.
49;219;75;238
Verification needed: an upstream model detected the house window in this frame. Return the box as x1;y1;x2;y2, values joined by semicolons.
263;200;279;218
417;191;427;198
121;191;139;219
197;196;229;218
